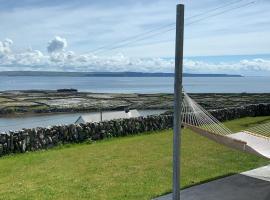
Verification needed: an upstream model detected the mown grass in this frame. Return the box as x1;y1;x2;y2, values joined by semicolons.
0;116;269;200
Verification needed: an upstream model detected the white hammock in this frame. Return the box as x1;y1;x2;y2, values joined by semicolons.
182;93;270;159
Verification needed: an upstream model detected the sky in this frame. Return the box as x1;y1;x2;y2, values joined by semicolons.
0;0;270;75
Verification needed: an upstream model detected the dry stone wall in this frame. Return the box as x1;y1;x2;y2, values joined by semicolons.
210;103;270;122
0;115;173;156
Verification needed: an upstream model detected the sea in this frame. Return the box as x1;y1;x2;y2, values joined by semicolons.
0;75;270;132
0;76;270;93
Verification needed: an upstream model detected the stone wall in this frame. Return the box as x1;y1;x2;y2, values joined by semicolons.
0;103;270;157
0;115;173;156
210;103;270;122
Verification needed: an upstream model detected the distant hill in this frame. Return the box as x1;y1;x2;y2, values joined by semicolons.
0;71;243;77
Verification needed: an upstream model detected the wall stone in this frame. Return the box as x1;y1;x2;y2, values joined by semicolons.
1;103;270;157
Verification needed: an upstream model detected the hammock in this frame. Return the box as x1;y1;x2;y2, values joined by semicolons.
182;93;270;159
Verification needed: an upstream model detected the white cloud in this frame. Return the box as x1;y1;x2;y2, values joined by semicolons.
183;58;270;75
15;50;44;66
0;36;270;75
47;36;67;53
0;38;13;58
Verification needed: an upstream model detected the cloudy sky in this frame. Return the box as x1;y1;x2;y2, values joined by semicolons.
0;0;270;75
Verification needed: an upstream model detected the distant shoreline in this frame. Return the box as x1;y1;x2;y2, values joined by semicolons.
0;71;243;77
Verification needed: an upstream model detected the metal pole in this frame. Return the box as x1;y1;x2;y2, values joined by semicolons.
100;110;103;122
173;4;184;200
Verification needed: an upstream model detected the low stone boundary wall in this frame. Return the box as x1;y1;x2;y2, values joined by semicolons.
0;115;173;156
210;103;270;122
0;103;270;157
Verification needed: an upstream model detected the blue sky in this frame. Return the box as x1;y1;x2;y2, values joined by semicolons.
0;0;270;75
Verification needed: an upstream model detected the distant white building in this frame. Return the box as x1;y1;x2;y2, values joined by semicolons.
75;109;140;124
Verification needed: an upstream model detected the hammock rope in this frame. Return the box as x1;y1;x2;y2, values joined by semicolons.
245;122;270;138
182;93;233;136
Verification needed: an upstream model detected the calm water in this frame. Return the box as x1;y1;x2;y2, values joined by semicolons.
0;110;166;132
0;76;270;93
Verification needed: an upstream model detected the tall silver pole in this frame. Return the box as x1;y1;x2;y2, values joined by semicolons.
100;110;103;122
173;4;184;200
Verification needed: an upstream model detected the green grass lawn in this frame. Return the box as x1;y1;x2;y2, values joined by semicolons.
0;117;269;200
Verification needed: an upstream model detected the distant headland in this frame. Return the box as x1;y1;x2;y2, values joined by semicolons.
0;71;243;77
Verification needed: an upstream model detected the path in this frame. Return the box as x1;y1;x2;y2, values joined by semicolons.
154;165;270;200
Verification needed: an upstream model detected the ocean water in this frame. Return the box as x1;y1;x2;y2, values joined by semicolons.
0;76;270;93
